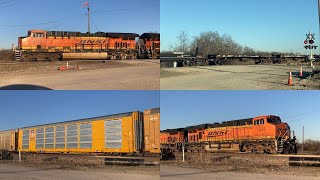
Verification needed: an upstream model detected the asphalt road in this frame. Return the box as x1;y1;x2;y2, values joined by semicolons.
0;164;159;180
161;65;316;90
160;165;320;180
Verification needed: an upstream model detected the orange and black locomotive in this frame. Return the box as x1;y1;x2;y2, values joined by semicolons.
14;30;160;61
160;115;297;154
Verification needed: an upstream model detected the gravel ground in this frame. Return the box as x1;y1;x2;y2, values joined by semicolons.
161;64;318;90
0;60;150;77
161;152;320;177
0;163;159;180
0;60;160;90
7;153;159;175
161;165;319;180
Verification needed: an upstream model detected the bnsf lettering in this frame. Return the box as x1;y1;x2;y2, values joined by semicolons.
77;40;107;44
207;130;228;137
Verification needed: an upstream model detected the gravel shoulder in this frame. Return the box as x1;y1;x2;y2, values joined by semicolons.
160;152;320;179
161;164;319;180
161;65;318;90
0;163;159;180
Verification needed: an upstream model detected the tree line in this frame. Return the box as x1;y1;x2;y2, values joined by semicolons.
162;31;297;57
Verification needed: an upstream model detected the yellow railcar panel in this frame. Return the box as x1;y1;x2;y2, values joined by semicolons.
92;120;105;152
144;109;160;153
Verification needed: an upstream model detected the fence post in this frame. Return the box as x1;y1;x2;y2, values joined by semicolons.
19;150;21;161
182;143;185;162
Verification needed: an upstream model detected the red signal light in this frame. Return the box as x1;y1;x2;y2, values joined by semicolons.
309;40;314;44
304;40;308;44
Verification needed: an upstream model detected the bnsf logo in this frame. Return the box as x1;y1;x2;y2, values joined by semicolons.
207;130;228;137
77;40;107;44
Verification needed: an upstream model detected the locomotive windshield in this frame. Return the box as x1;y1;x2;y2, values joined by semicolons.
267;116;281;124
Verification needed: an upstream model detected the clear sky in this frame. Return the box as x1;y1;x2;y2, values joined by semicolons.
0;0;160;49
0;91;160;130
161;91;320;142
161;0;319;54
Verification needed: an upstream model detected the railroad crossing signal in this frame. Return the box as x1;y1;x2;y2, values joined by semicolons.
304;32;318;49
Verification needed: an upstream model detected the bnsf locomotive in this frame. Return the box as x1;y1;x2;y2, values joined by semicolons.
13;30;160;61
160;115;297;154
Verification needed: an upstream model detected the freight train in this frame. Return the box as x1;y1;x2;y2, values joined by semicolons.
13;30;160;61
0;108;160;157
160;51;318;68
160;115;297;154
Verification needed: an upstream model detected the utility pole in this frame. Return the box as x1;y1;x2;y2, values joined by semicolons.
302;126;304;154
82;1;90;33
318;0;320;54
87;5;90;33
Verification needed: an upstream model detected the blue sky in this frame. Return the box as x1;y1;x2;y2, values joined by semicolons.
0;91;160;130
0;0;159;49
161;0;319;54
161;91;320;141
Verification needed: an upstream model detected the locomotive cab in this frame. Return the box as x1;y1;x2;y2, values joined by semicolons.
266;115;291;140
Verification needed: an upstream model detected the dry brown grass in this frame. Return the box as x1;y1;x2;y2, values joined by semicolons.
0;49;13;61
297;140;320;155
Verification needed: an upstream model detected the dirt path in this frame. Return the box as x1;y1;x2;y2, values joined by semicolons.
0;60;160;90
161;65;317;90
0;163;159;180
160;165;319;180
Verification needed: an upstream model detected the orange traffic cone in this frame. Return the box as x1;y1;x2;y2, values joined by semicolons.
288;70;293;86
299;66;303;77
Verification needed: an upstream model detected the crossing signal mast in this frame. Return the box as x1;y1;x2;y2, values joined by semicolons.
82;1;90;33
304;31;318;67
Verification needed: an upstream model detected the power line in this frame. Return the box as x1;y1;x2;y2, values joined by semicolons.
0;0;15;5
90;16;99;32
0;13;86;28
45;15;85;30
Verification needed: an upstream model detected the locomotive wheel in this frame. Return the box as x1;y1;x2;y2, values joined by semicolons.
182;60;189;67
240;144;246;152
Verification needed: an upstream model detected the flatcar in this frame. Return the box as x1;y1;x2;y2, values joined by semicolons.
0;108;160;155
160;115;297;154
14;30;160;61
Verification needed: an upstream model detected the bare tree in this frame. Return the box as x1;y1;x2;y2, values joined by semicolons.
172;31;190;53
242;46;256;55
190;31;244;57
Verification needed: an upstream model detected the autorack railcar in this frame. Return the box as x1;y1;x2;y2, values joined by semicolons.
0;109;160;155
